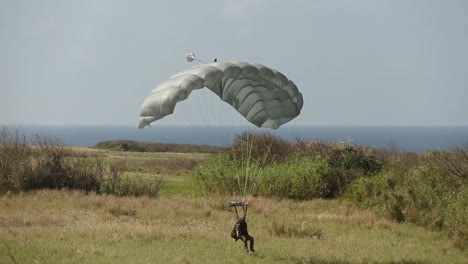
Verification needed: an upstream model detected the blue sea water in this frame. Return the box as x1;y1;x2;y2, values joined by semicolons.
3;125;468;152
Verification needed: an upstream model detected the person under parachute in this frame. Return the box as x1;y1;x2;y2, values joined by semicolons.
228;201;255;252
138;51;303;253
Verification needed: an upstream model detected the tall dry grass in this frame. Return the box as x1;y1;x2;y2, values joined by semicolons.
2;190;467;263
0;127;162;197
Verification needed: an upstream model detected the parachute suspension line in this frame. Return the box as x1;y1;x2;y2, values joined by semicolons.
185;52;207;64
234;131;256;204
201;89;208;126
194;57;207;64
236;132;244;199
234;131;275;204
249;141;273;197
202;87;216;128
172;103;195;129
243;132;254;201
231;141;239;198
186;51;220;129
196;89;209;128
137;56;305;218
234;131;245;201
186;52;251;215
229;132;273;217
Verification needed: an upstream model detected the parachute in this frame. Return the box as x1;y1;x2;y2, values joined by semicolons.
138;61;303;129
185;52;196;62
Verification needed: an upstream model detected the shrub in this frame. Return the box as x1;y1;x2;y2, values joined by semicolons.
192;153;244;195
193;130;466;248
346;147;468;249
229;131;292;166
0;128;32;193
0;127;162;198
293;139;332;158
428;144;468;190
256;157;330;199
16;136;105;193
326;146;382;175
193;133;384;199
192;154;335;200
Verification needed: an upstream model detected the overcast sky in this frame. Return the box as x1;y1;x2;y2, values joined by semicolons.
1;0;467;127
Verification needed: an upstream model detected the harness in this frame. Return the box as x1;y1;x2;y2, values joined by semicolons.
227;201;248;220
228;200;256;252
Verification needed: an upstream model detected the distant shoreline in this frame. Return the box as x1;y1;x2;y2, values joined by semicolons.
2;125;468;152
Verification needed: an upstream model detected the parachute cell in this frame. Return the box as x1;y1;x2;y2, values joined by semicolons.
138;61;303;129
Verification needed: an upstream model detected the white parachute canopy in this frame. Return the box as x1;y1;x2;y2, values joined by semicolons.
138;61;303;129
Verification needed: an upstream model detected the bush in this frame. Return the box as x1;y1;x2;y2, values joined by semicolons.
193;133;384;199
193;154;337;200
11;136;106;193
193;131;466;249
0;128;32;193
0;127;162;198
192;153;244;195
229;131;292;166
256;157;330;199
346;147;468;249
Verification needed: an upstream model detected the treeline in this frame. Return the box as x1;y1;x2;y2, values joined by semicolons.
192;131;468;249
94;140;224;153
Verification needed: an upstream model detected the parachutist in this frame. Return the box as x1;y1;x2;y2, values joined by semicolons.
231;216;255;252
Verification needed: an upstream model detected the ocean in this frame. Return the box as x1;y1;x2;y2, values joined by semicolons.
3;125;468;153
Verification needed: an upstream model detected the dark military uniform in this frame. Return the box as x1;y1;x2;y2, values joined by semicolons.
231;217;255;252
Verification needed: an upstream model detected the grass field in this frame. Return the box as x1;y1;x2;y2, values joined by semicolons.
1;149;467;263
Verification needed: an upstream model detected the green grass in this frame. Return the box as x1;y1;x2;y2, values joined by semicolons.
159;173;195;197
1;191;466;264
1;138;467;263
110;150;203;197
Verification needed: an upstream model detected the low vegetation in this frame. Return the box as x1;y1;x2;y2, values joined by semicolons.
94;140;224;153
193;132;385;199
1;127;467;262
192;131;468;249
1;191;467;263
0;128;162;197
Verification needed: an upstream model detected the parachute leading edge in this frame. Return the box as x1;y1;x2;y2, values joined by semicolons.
138;61;303;129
